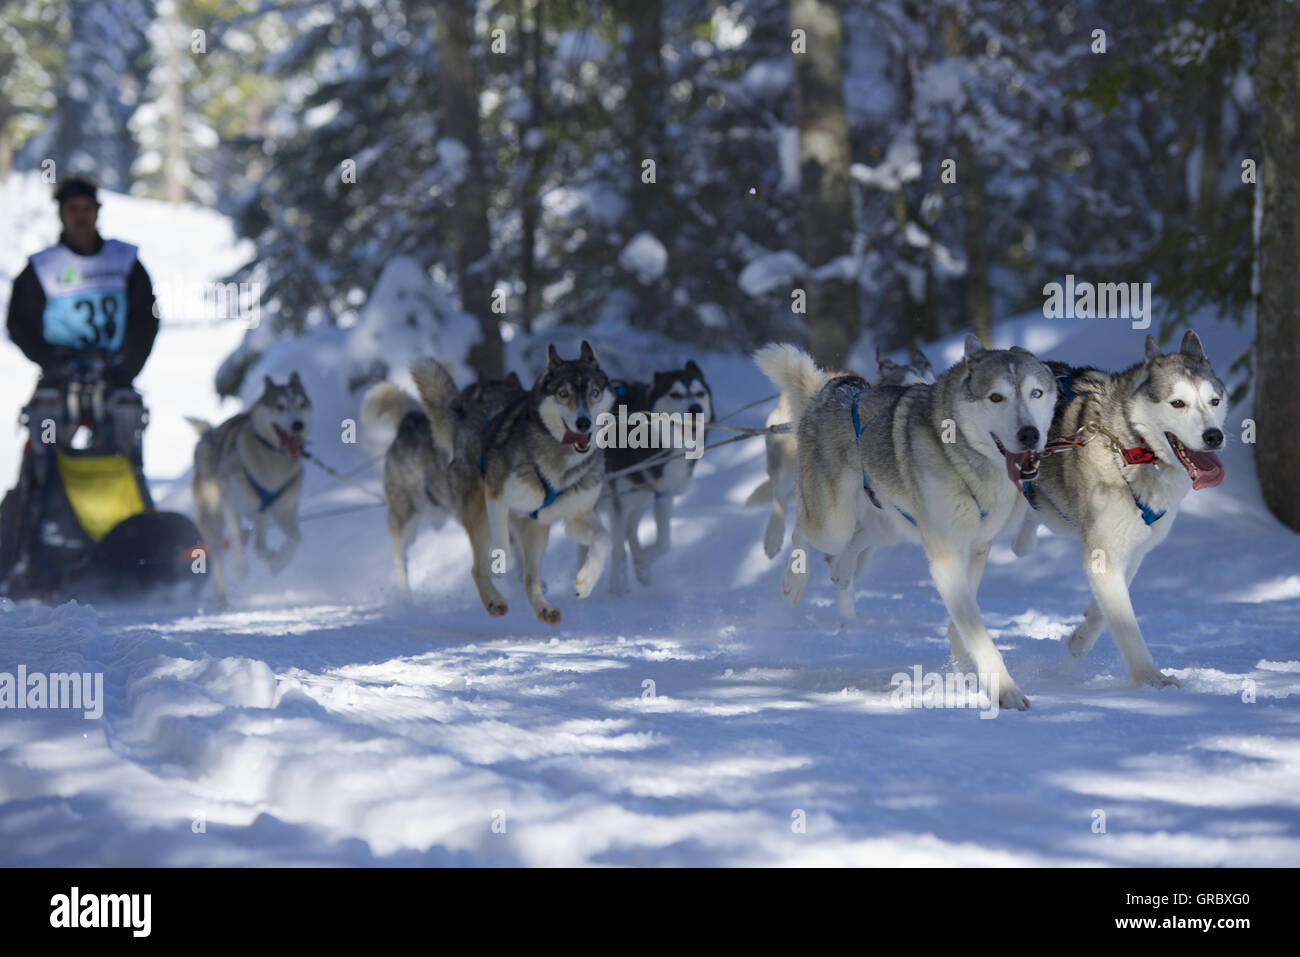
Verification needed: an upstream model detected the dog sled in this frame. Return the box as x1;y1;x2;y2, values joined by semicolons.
0;358;203;599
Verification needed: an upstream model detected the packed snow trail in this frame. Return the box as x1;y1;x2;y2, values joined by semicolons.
2;178;1299;865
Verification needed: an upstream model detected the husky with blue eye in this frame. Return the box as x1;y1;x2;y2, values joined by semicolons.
757;337;1056;711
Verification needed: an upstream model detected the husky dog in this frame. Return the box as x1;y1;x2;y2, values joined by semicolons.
189;372;312;606
747;346;935;559
757;337;1055;710
407;342;615;624
1012;331;1226;688
589;361;713;595
362;371;524;601
875;345;936;388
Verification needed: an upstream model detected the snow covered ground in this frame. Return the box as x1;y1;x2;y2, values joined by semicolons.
2;178;1299;866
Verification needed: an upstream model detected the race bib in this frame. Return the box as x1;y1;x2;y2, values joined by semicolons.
42;288;129;351
30;239;138;354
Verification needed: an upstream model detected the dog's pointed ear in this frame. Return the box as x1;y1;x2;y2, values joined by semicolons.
289;370;301;389
579;339;598;364
910;347;934;376
546;344;562;370
1180;329;1207;361
263;375;274;392
684;359;703;381
506;371;522;389
875;345;887;364
963;333;985;358
1144;334;1162;361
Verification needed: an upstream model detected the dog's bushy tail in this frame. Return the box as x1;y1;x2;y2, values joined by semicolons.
753;343;826;429
361;382;422;433
744;478;773;507
410;358;459;455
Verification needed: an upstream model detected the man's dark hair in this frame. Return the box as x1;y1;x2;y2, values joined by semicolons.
53;174;99;207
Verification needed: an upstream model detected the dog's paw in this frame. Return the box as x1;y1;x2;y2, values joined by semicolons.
486;598;509;617
574;565;601;598
1134;668;1182;689
536;605;561;626
632;557;652;587
763;522;784;559
780;568;807;606
1066;624;1096;659
999;683;1031;711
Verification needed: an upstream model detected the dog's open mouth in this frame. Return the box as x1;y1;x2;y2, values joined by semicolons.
992;433;1040;491
1165;432;1224;490
562;430;592;453
273;424;304;459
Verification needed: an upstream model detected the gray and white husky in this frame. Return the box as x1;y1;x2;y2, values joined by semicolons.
747;345;935;560
400;342;615;624
589;361;713;595
188;372;312;606
1012;331;1226;688
757;337;1055;710
362;371;524;602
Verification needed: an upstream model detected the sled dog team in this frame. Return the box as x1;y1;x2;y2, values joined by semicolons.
192;332;1227;709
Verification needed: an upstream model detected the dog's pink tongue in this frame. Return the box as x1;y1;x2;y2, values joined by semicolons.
1188;450;1225;490
1003;450;1031;488
276;427;303;459
562;430;590;447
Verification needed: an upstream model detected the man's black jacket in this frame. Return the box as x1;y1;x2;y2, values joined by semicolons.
6;232;159;386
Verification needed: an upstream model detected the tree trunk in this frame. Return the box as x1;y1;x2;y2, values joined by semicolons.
0;126;12;184
790;0;860;368
616;0;666;330
518;0;543;332
1197;49;1224;234
942;7;991;346
429;0;503;376
958;134;992;346
1255;1;1300;531
164;0;186;205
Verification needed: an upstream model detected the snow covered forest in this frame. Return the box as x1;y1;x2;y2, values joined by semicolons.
1;0;1298;870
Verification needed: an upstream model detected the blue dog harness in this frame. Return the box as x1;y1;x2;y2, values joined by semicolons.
851;387;987;526
244;467;295;513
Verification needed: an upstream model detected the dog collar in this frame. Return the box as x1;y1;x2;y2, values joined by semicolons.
253;431;282;454
1120;445;1159;465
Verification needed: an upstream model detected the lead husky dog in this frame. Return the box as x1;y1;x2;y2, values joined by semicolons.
1012;331;1226;688
590;361;713;595
189;373;312;606
363;371;524;601
407;342;615;624
757;337;1055;710
748;346;934;559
